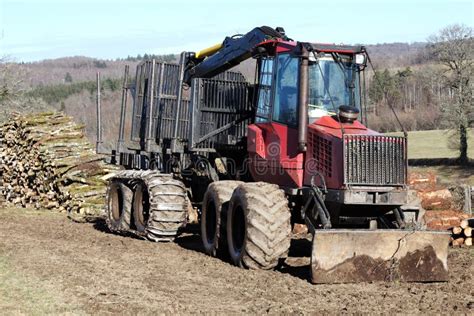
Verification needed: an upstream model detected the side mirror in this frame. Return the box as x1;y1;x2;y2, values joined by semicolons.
355;53;366;66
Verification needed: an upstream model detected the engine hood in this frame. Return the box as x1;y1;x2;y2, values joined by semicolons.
309;115;379;138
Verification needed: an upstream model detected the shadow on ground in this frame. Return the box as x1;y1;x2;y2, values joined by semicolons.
92;217;143;240
175;233;205;253
409;158;473;166
277;238;311;282
91;219;313;282
92;217;109;233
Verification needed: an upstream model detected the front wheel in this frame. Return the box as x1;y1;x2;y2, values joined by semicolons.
201;181;242;257
227;182;291;270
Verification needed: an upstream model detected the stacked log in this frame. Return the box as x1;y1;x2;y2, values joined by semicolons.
450;218;474;247
0;112;118;216
409;170;472;230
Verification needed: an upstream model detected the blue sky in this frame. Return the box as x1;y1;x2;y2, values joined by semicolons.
0;0;472;62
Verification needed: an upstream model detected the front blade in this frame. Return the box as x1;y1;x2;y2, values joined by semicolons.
311;229;450;284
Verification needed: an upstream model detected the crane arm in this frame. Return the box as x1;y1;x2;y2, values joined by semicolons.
183;26;286;84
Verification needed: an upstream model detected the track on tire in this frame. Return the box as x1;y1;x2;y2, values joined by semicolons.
108;170;187;241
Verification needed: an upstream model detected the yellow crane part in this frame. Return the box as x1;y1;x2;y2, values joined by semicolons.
195;43;223;59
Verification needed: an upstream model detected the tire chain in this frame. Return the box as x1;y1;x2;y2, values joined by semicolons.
109;170;188;242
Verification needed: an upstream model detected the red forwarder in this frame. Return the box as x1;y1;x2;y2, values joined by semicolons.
96;26;450;283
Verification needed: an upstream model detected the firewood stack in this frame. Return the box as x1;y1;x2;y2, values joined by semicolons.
450;218;473;247
409;171;472;230
0;112;118;216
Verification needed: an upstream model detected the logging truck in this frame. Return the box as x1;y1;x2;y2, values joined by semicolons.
96;26;450;283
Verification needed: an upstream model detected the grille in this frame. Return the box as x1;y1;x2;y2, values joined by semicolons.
343;134;406;186
309;133;332;177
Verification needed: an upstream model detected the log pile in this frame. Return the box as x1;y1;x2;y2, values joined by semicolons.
0;112;118;216
409;170;472;230
409;171;453;211
450;218;473;247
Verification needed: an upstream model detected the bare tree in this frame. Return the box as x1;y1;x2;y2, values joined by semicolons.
428;24;474;165
0;56;25;104
0;56;53;122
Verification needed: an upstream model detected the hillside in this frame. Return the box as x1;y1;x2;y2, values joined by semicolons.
366;42;427;68
9;42;427;88
1;41;471;158
15;57;139;87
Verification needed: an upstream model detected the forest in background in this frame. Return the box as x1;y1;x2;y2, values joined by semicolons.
1;26;472;161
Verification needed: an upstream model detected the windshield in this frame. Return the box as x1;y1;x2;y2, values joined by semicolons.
308;55;360;119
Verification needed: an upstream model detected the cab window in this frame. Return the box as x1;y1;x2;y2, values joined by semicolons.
256;58;274;122
273;54;298;126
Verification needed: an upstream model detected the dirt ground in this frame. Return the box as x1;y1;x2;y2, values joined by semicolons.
0;208;472;314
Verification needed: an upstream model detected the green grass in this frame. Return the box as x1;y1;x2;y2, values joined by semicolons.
385;129;474;186
0;256;77;315
410;165;474;186
386;129;474;159
0;208;81;314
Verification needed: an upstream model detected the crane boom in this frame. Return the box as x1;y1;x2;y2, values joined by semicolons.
183;26;286;84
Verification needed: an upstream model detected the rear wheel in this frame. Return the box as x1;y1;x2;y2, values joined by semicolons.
227;182;291;270
106;181;132;232
133;182;150;232
201;181;242;257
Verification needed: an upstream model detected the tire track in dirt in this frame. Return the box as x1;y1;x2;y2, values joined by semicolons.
0;208;472;314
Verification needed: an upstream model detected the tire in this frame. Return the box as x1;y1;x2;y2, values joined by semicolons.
106;181;132;232
145;175;187;241
227;182;291;270
133;182;149;233
201;181;242;257
106;170;187;241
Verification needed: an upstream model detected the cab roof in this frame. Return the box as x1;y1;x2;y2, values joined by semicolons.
256;39;365;55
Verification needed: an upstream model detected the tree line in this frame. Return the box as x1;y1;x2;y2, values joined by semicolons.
1;25;472;164
27;78;122;105
366;24;473;164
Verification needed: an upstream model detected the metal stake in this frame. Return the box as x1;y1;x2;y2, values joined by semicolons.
117;65;130;153
96;72;103;153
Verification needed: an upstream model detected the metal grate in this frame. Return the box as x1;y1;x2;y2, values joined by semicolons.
343;134;406;186
130;60;249;150
131;61;184;142
190;73;252;150
309;133;332;177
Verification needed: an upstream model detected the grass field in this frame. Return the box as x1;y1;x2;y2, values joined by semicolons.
386;129;474;160
385;129;474;186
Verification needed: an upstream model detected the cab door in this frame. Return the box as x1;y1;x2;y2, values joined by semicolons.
247;54;304;187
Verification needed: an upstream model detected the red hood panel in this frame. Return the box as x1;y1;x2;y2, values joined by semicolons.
310;116;378;138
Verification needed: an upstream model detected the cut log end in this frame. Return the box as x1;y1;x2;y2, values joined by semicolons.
452;226;463;235
460;219;469;229
451;237;465;247
464;226;472;238
464;237;472;247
